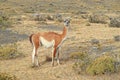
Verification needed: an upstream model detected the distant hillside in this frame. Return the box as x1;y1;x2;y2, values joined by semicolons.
0;0;120;14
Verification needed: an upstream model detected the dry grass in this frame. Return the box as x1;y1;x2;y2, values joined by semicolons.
0;0;120;80
0;44;24;60
70;52;87;60
109;17;120;28
86;54;116;75
0;20;120;80
0;12;12;28
0;72;18;80
89;14;108;24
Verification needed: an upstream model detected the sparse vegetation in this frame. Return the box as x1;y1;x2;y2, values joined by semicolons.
73;61;88;74
0;72;18;80
86;23;91;26
46;15;54;21
0;0;120;80
73;53;119;75
109;17;120;28
54;13;63;22
33;14;46;21
71;52;90;74
86;54;116;75
70;52;87;60
0;44;24;60
114;35;120;41
0;0;7;3
89;14;108;24
90;39;100;45
0;12;12;28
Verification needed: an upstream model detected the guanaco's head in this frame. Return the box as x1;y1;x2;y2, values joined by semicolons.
64;19;70;27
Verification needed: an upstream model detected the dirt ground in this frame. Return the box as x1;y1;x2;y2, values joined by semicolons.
0;17;120;80
0;0;120;80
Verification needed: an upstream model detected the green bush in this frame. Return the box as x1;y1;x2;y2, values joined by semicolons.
0;44;23;60
0;72;18;80
86;55;115;75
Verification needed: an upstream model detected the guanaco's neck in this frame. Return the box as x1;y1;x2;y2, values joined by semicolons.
61;26;68;39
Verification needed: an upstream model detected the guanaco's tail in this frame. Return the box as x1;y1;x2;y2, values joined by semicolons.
29;34;34;44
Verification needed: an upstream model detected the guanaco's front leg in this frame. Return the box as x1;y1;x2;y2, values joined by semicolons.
56;47;60;65
51;47;57;66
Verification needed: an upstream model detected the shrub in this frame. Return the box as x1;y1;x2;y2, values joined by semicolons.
23;7;35;13
70;52;87;60
73;59;90;74
0;13;11;28
54;13;63;22
0;72;18;80
72;51;119;75
46;15;54;20
75;10;88;15
86;55;116;75
114;35;120;41
109;17;120;28
0;44;23;60
86;23;91;26
73;61;85;74
72;52;90;74
33;13;46;21
90;39;100;45
89;14;108;24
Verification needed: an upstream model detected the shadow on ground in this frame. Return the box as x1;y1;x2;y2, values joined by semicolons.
0;29;28;44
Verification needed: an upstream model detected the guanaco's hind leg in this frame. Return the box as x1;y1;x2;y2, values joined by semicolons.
32;46;35;65
32;46;40;67
32;35;40;67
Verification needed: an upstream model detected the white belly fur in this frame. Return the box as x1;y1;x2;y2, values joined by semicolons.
40;37;55;48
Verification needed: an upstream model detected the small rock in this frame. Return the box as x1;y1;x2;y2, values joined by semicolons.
114;35;120;41
90;39;100;44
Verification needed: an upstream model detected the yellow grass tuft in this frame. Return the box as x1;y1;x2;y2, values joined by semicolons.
0;44;24;60
86;54;115;75
0;72;18;80
70;52;87;60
